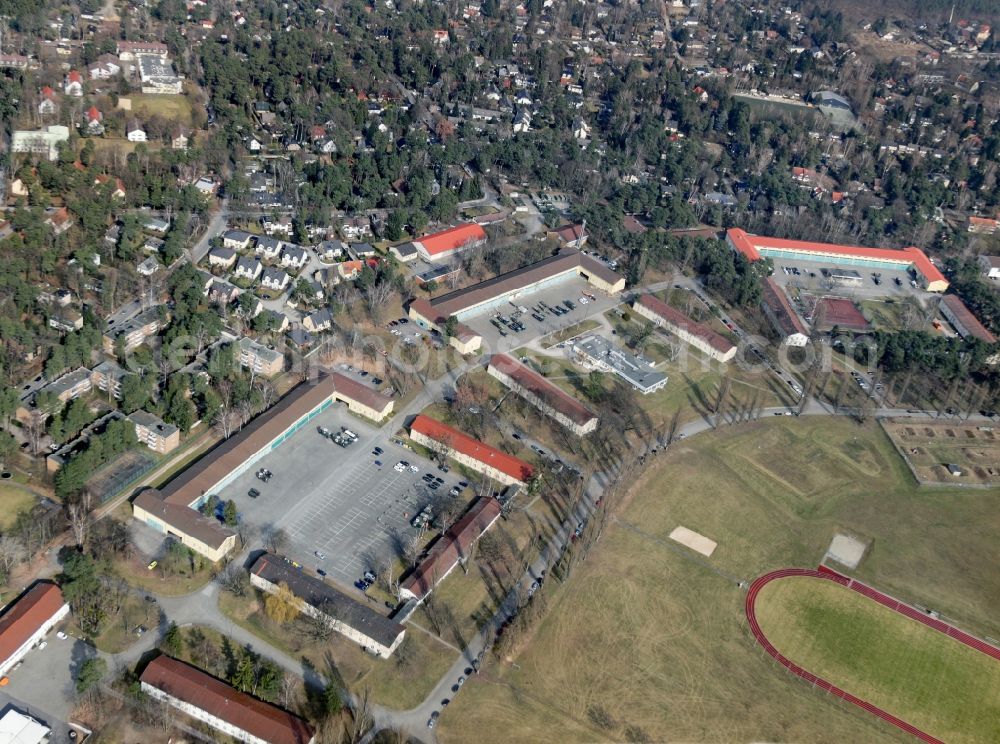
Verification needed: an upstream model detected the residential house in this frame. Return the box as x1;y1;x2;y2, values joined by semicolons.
979;255;1000;280
207;281;240;305
234;256;262;281
45;208;72;235
260;267;289;292
208;247;237;269
261;215;293;237
513;109;532;133
94;175;125;198
126;120;147;142
87;54;121;80
349;242;376;259
254;236;283;261
302;307;333;333
142;237;165;253
137;257;160;277
171;127;189;150
340;216;371;240
550;223;587;248
37;86;57;115
222;230;254;251
279;245;309;271
63;70;83;96
317;240;344;262
572;117;590;140
143;216;170;234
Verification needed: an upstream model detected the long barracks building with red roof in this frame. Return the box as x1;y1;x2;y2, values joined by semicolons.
726;228;949;292
413;223;487;261
0;582;69;677
409;414;534;486
140;655;314;744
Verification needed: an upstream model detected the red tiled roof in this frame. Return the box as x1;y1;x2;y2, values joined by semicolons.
140;656;314;744
0;583;65;668
41;86;55;98
761;277;808;338
410;415;534;483
67;70;82;83
86;106;101;121
416;223;486;256
401;497;502;599
553;223;585;243
727;228;947;287
636;294;735;354
489;355;597;427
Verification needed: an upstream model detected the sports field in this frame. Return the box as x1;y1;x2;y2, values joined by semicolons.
436;417;1000;743
754;575;1000;744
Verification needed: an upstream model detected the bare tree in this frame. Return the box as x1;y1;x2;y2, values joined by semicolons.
25;410;46;457
363;280;395;325
212;407;239;439
0;537;21;582
66;490;94;548
218;562;250;597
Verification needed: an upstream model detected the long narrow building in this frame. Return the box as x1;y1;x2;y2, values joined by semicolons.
631;294;737;362
487;354;598;435
140;655;314;744
408;415;534;486
0;583;69;677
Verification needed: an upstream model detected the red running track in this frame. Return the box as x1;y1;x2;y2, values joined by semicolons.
745;567;1000;744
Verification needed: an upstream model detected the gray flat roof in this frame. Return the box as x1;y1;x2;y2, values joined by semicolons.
573;335;667;393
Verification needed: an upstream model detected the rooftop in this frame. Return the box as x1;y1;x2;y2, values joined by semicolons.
410;415;534;483
415;223;487;256
761;278;809;338
239;337;283;365
401;497;502;600
140;656;314;744
635;294;735;354
573;335;667;393
128;409;179;438
941;294;997;344
489;354;597;427
250;554;404;647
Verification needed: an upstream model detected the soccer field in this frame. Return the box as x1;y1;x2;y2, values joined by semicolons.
753;575;1000;744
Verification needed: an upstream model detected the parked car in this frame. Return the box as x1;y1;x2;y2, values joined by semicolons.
248;488;261;499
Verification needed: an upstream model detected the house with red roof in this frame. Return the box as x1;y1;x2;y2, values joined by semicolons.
84;106;104;136
94;174;125;199
38;86;57;116
409;415;534;486
63;70;83;97
726;228;948;292
413;223;487;261
632;294;737;362
488;354;598;435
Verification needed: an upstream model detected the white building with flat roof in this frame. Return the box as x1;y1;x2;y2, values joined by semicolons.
11;125;70;161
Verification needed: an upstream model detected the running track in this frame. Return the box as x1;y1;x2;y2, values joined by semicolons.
745;567;1000;744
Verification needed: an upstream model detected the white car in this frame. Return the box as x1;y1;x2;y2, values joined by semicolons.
393;463;406;472
56;631;68;640
37;641;47;650
578;297;589;304
409;464;419;473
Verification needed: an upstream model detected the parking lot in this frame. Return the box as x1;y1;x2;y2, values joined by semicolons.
215;404;468;591
461;276;621;351
767;257;928;303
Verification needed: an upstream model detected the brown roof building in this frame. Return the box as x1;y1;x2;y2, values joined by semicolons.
488;354;598;435
760;278;809;347
400;497;503;601
140;656;314;744
939;294;997;344
632;294;737;362
0;582;69;676
133;373;393;561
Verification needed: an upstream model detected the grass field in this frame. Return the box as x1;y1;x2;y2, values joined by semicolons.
437;417;1000;743
754;576;1000;744
128;94;195;126
0;483;38;529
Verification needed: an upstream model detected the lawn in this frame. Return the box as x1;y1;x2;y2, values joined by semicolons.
436;417;1000;743
754;576;1000;744
128;94;196;126
0;483;38;529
